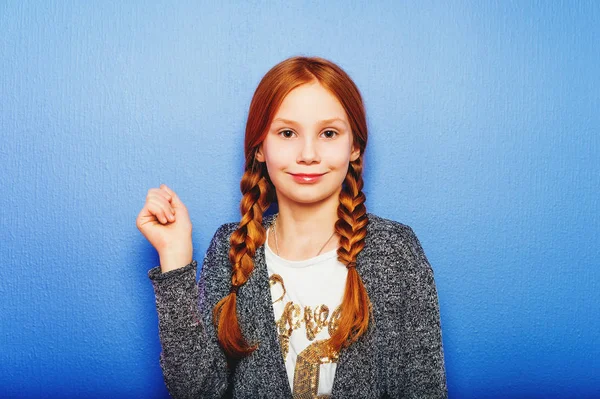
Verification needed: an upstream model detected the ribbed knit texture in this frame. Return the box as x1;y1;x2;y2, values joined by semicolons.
148;212;448;398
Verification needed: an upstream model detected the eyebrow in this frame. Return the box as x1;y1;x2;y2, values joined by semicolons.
271;117;348;128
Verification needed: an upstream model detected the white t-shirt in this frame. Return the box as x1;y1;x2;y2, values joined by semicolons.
265;227;348;397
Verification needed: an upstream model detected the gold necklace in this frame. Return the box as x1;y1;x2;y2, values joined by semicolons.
271;215;336;257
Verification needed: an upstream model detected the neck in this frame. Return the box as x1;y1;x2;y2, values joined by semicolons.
271;190;340;260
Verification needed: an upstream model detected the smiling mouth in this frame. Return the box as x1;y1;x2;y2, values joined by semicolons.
288;172;327;183
289;173;326;177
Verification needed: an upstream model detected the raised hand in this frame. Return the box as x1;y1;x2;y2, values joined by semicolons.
136;184;193;272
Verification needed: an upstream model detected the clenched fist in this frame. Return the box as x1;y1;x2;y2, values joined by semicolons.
136;184;193;273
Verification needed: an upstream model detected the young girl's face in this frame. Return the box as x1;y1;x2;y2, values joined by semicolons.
256;81;360;206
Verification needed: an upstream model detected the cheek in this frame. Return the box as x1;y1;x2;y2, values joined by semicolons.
264;148;290;170
324;146;352;166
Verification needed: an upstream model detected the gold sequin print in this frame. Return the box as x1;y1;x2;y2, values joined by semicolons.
269;273;343;398
327;306;342;337
292;339;340;399
275;301;301;360
304;305;329;341
269;274;286;304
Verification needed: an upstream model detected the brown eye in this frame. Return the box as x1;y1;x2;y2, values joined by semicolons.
278;129;295;139
322;130;338;139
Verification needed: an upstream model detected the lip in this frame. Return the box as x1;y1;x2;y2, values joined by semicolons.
290;173;325;177
289;173;326;184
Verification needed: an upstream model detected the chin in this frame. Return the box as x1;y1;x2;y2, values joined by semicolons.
276;185;341;205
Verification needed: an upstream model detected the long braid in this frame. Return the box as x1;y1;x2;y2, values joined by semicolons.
329;157;371;353
212;164;271;360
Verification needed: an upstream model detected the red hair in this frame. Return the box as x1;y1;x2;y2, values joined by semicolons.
213;55;370;360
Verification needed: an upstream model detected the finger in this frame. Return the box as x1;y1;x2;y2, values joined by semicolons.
148;198;175;224
149;197;175;221
136;208;156;230
149;187;172;202
160;184;182;207
146;204;168;224
146;202;168;224
147;193;175;215
147;189;173;209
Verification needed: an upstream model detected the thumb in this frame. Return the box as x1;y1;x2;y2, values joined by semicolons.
160;184;185;209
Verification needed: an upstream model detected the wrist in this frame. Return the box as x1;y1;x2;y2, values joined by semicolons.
159;245;193;273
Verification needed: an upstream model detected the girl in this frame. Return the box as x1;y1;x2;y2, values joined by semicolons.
136;56;448;398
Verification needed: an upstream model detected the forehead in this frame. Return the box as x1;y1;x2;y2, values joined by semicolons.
272;81;348;123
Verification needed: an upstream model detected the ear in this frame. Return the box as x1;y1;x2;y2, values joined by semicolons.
350;143;360;162
255;144;265;162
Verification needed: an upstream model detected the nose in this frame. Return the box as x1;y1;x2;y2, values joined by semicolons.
297;136;320;164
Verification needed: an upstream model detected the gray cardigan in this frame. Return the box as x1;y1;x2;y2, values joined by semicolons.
148;212;448;398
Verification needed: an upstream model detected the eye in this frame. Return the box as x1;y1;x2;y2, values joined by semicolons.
321;130;339;139
278;129;296;139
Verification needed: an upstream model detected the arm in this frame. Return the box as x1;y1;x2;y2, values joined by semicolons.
148;225;231;399
388;226;448;398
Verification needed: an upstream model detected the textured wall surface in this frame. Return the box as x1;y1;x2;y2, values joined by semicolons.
1;1;598;398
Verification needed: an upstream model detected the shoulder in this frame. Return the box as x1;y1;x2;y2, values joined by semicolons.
207;213;280;252
366;212;414;236
363;212;432;272
365;212;420;252
212;221;239;241
200;222;238;271
362;214;438;307
200;222;236;258
210;213;279;245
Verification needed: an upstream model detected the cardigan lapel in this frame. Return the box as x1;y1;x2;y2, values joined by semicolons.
252;213;294;397
329;244;371;398
330;219;379;398
234;212;292;397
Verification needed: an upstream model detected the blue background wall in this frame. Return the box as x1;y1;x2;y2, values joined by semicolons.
1;1;598;398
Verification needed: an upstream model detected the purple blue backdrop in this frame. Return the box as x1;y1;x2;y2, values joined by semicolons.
1;1;598;398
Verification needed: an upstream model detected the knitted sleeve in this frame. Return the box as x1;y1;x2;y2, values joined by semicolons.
148;224;232;399
387;226;448;398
